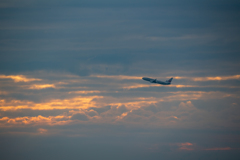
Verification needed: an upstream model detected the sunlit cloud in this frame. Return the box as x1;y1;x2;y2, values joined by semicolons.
0;75;41;82
0;115;71;126
0;72;239;131
68;90;102;94
116;112;129;120
29;84;56;89
0;96;103;111
175;75;240;81
171;85;197;88
0;92;239;129
0;90;236;113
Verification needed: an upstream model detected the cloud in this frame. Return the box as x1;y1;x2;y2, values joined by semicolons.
177;142;194;150
0;115;71;126
90;106;111;114
175;75;240;81
0;96;103;111
0;75;41;82
0;72;239;133
0;109;71;118
68;90;102;94
1;88;238;128
178;101;195;111
29;84;55;89
165;91;238;102
71;113;89;121
109;98;158;110
86;110;98;117
101;105;128;119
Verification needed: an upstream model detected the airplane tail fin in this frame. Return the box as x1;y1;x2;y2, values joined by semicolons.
166;77;173;83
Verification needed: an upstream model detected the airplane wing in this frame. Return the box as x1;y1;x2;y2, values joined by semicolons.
142;77;156;83
143;77;173;85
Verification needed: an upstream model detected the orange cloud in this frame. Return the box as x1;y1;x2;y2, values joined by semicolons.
0;75;41;82
172;85;197;88
0;95;103;111
29;84;56;89
116;112;129;120
68;90;102;94
174;75;240;81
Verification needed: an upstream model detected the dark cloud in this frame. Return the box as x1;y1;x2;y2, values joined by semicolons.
1;127;240;160
90;105;111;114
71;113;88;121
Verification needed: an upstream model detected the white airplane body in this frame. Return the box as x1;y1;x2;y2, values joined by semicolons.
142;77;173;85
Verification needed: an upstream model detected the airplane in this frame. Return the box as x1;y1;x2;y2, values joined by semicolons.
142;77;173;85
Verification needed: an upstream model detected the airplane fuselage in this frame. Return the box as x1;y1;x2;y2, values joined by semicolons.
142;77;171;85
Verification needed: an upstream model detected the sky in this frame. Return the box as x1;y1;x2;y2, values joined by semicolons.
0;0;240;159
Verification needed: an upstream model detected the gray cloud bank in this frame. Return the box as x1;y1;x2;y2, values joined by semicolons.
0;0;240;76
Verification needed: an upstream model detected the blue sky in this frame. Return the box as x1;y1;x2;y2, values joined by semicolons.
0;0;240;159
